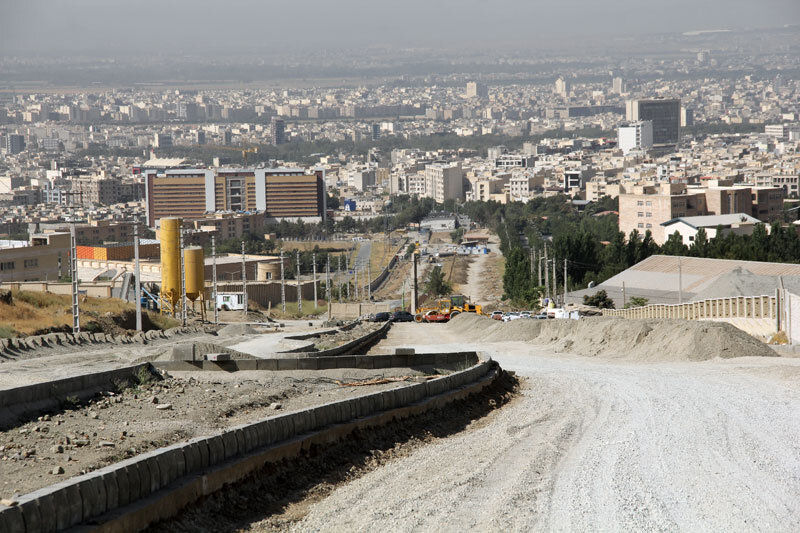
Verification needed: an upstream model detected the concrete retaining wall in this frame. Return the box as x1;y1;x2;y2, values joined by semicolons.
299;321;391;357
0;359;497;532
0;326;208;360
0;364;152;430
154;351;479;372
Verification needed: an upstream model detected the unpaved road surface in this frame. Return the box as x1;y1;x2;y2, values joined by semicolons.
290;323;800;531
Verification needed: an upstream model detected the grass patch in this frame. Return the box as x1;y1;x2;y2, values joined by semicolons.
268;300;328;320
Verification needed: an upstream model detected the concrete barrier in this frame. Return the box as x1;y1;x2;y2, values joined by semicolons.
153;351;479;372
299;321;391;358
0;326;209;360
0;364;153;430
0;358;497;532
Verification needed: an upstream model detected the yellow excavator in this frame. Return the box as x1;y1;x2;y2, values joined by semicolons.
414;294;483;323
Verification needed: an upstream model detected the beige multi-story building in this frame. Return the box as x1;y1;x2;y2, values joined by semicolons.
0;232;70;282
585;178;624;202
424;163;464;203
619;182;784;244
145;168;326;227
468;175;510;202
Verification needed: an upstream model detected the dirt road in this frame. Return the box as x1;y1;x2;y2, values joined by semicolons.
291;323;800;531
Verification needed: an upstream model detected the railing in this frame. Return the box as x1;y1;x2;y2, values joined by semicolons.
603;294;776;321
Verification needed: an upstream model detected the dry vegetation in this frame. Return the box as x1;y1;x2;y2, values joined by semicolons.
441;255;474;293
0;290;179;338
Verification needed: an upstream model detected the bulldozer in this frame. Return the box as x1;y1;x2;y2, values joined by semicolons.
414;294;483;323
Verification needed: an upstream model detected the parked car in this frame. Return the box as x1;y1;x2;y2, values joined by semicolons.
533;312;549;320
391;311;415;322
491;311;504;321
503;312;523;322
370;312;391;322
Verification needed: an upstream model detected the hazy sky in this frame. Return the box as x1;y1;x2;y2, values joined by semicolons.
1;0;798;56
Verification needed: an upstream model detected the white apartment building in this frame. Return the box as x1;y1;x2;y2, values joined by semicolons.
618;121;653;155
424;163;464;203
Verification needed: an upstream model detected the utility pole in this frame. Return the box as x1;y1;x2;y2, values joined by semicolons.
530;249;534;276
412;251;418;314
134;217;142;331
354;262;359;300
280;248;286;312
345;255;350;300
622;281;627;308
337;254;342;303
678;256;683;305
312;252;318;310
241;241;248;317
563;257;568;305
367;260;371;301
212;235;218;324
326;255;331;319
552;258;557;305
544;250;550;302
538;255;543;286
180;229;187;326
296;250;302;315
70;222;80;334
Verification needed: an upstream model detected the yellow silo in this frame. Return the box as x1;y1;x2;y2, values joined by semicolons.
159;217;182;314
184;247;205;302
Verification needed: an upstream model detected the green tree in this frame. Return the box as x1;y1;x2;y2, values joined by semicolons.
424;266;452;298
583;290;615;309
662;231;689;256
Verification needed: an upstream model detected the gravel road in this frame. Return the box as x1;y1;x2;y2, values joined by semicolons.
289;324;800;531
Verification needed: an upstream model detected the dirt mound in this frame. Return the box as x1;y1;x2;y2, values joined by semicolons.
448;314;776;361
217;323;260;337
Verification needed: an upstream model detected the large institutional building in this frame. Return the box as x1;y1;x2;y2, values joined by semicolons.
626;98;681;150
144;168;326;227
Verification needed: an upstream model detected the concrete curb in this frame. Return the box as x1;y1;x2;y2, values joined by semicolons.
0;364;152;430
0;326;209;360
294;321;391;358
153;351;479;372
0;358;497;532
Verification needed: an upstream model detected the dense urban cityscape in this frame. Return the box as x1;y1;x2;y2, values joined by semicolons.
1;3;799;531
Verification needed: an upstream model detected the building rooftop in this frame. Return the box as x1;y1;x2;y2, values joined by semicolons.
661;213;760;228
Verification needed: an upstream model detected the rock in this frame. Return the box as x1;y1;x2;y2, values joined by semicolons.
73;439;90;447
150;396;159;404
270;403;282;410
51;466;64;475
89;411;99;420
98;441;115;448
51;445;64;454
155;403;172;411
0;498;18;506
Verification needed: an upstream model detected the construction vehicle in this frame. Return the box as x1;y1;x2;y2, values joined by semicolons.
210;142;259;166
413;294;483;323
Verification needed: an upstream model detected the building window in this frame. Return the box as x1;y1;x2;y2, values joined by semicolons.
646;201;652;207
646;212;652;218
638;223;644;228
646;223;652;229
637;200;644;206
0;261;15;271
24;259;38;268
638;212;643;217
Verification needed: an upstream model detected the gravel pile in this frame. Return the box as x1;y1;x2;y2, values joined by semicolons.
447;314;776;361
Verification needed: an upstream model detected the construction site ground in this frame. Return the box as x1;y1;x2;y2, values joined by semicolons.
280;320;798;531
0;366;434;498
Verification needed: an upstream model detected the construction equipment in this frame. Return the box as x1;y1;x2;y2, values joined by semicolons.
413;294;483;323
211;142;259;166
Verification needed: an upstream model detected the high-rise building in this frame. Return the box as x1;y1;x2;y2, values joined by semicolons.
144;168;326;226
554;77;570;97
371;123;381;141
680;107;694;128
153;133;172;148
424;162;464;203
5;134;25;154
223;129;232;146
195;130;206;145
271;118;286;145
612;77;626;94
618;121;654;154
466;81;488;99
626;98;681;149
